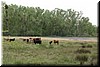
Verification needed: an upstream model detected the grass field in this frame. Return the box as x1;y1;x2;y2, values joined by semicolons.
2;37;98;66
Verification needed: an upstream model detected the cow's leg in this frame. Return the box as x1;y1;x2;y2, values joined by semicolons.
40;41;41;44
57;42;59;45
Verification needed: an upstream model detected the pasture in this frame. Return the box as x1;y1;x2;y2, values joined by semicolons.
2;37;98;66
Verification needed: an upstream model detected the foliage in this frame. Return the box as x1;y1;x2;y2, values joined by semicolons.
2;2;97;37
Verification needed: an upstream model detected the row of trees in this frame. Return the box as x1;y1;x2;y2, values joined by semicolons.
2;2;97;37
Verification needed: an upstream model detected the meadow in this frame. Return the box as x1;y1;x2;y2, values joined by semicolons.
2;37;98;66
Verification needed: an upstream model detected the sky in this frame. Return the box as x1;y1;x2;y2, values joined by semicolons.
0;0;99;65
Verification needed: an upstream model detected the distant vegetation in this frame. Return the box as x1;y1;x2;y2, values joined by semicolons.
2;2;97;37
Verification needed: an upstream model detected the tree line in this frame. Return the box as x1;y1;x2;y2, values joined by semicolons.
2;2;97;37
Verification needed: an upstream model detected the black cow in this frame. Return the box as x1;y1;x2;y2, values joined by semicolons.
9;38;15;42
49;41;52;44
23;39;27;41
26;39;29;43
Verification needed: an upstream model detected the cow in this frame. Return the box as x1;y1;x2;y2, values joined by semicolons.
49;41;53;44
26;38;35;43
23;38;30;43
54;40;59;45
29;38;34;43
23;39;27;41
26;39;29;43
33;38;42;44
49;40;59;45
20;38;27;41
20;38;30;43
20;38;28;42
3;38;9;41
9;38;15;42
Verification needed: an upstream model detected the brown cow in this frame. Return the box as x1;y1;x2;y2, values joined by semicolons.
54;40;59;45
4;38;9;41
49;40;59;45
33;38;42;44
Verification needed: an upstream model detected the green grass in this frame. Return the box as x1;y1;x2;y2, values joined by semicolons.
2;38;98;65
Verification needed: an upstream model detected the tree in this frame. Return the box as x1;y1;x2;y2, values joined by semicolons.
2;2;97;37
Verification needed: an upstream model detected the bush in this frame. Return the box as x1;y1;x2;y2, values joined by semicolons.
90;54;98;65
87;45;92;48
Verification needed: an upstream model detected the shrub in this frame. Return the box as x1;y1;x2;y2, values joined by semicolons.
87;45;92;48
90;54;98;65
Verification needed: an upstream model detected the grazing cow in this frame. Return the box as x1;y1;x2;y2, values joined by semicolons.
20;38;27;41
21;38;33;43
26;39;29;43
29;38;34;42
9;38;15;42
49;40;59;45
54;40;59;45
49;41;52;44
33;38;42;44
23;39;27;41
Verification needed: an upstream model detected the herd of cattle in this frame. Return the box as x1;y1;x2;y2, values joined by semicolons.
3;37;59;45
3;37;93;48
